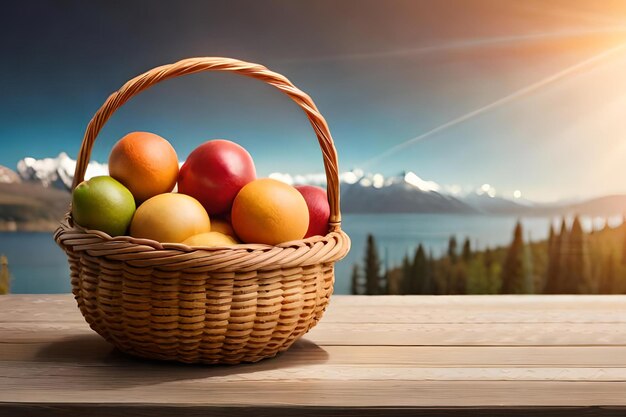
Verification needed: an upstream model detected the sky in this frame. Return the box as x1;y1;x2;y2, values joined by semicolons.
2;0;626;202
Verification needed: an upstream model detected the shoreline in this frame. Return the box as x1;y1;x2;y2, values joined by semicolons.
0;221;59;233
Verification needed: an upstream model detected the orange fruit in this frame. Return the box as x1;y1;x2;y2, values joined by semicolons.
183;232;238;247
211;218;237;238
130;193;210;243
232;178;309;245
109;132;179;203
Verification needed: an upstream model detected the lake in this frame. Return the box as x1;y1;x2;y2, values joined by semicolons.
0;214;614;294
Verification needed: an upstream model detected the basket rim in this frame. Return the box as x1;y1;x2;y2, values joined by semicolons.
56;212;348;252
55;214;350;273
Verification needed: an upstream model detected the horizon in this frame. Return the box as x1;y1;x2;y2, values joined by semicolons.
3;1;626;202
9;150;626;205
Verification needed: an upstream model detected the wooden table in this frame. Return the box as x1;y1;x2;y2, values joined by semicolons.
1;295;626;416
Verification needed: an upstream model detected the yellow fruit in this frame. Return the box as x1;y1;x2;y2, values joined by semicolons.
231;178;309;245
211;218;236;238
130;193;210;243
183;232;238;247
109;131;179;203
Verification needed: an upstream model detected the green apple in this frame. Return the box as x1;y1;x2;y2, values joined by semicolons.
72;176;136;237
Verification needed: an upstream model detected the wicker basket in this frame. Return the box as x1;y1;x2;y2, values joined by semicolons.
54;57;350;364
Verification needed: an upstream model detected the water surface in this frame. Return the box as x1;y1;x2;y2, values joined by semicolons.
1;214;599;294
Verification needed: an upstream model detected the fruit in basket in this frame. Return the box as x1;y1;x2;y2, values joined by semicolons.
178;140;256;215
232;178;309;245
130;193;210;243
109;132;179;203
71;176;136;237
183;231;238;247
210;218;237;238
295;185;330;238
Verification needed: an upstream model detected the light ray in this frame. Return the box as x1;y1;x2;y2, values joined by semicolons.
360;41;626;169
281;26;626;64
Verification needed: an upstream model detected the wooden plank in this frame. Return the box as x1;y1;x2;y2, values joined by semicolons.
2;380;626;406
3;294;625;308
2;294;626;414
2;321;624;346
3;360;626;383
6;305;626;325
1;405;626;417
306;322;626;346
329;294;626;306
3;336;626;367
3;295;626;346
4;295;626;324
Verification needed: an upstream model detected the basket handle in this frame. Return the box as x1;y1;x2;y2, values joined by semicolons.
72;57;342;229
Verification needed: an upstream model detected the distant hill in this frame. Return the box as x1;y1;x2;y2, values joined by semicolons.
461;192;535;216
0;165;21;184
455;194;626;218
3;155;626;230
341;179;476;214
337;172;626;217
0;182;69;231
563;195;626;218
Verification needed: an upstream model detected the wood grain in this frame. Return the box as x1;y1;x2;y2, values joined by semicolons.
5;294;626;324
1;294;626;416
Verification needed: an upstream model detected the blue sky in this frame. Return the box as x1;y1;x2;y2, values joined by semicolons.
2;0;626;202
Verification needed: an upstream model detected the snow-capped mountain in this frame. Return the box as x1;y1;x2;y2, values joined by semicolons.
270;169;477;213
269;169;442;191
16;153;108;190
13;155;626;217
0;166;21;184
13;152;523;214
340;171;476;214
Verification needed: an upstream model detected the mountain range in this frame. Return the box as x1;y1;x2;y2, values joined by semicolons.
1;153;625;231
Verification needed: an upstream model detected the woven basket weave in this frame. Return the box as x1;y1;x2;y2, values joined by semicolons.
55;57;350;364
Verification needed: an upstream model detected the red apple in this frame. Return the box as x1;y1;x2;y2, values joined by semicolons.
178;140;256;215
295;185;330;238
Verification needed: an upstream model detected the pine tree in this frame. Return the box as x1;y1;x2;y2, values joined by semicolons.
435;258;451;294
350;264;363;295
467;254;487;294
423;250;437;294
564;216;590;293
501;221;526;293
462;238;472;263
544;228;556;293
364;234;381;295
484;247;493;269
543;223;556;293
482;247;502;294
411;244;427;294
545;219;566;293
523;233;535;294
401;254;412;294
599;252;616;294
380;270;389;295
547;223;555;252
448;236;458;264
380;246;389;294
558;218;570;292
454;263;468;294
622;225;626;266
0;255;9;295
384;268;403;295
